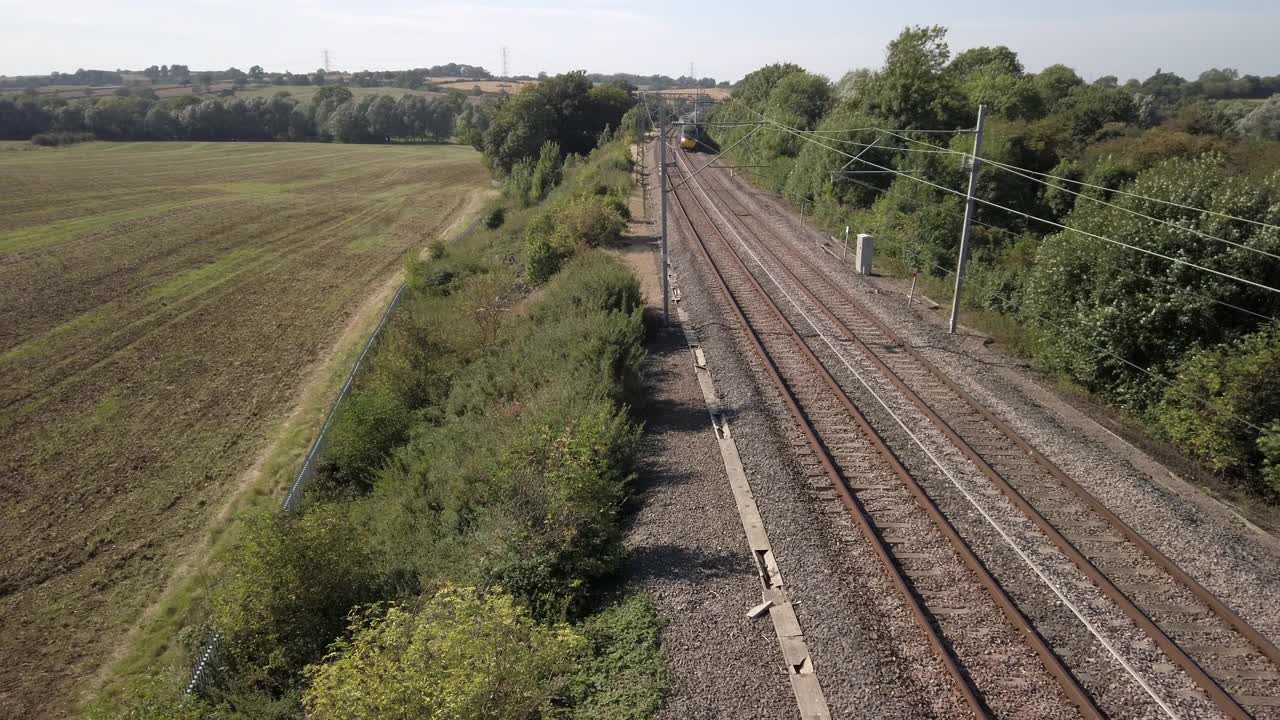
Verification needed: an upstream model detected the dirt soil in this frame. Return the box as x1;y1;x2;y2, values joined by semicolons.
0;141;489;719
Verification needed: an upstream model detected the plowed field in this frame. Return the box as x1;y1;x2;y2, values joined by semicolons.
0;141;488;718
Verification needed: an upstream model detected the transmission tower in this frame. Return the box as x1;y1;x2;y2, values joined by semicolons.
501;46;510;78
322;49;331;73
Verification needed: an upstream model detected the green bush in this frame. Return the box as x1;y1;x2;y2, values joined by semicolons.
1024;155;1280;410
1261;422;1280;495
529;140;564;203
486;394;640;616
319;385;412;492
212;504;385;690
303;588;586;720
449;252;646;417
523;193;627;284
30;130;95;146
525;233;560;285
357;252;645;613
565;594;670;720
504;158;536;205
554;194;627;249
483;206;506;229
1154;326;1280;486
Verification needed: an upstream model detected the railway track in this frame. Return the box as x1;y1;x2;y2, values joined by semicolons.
662;136;1280;718
665;141;1098;719
693;156;1280;719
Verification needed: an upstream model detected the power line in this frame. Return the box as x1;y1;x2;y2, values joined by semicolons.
744;163;1272;434
985;159;1280;263
855;125;1280;243
838;169;1279;324
729;97;1280;297
786;127;960;155
672;149;1188;714
723;118;1280;327
980;157;1280;234
708;100;1274;436
668;127;760;192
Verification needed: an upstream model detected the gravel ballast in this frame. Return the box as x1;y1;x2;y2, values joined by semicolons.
704;157;1280;717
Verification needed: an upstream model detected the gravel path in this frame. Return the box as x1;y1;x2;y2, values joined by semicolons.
624;317;799;719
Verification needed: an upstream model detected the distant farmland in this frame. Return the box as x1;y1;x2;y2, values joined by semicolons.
0;141;489;719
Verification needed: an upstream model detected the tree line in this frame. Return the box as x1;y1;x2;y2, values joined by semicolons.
1;62;492;91
711;26;1280;495
586;72;728;90
0;86;467;143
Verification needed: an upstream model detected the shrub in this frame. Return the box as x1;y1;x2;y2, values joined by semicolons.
525;233;560;284
212;504;385;689
535;251;644;319
428;239;446;259
564;594;670;720
486;394;640;616
1261;422;1280;495
1024;155;1280;410
30;130;94;146
529;140;564;203
554;194;626;249
1154;326;1280;485
504;158;536;205
318;385;412;492
483;206;506;229
303;588;587;720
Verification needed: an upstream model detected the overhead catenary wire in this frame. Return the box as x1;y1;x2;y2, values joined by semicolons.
831;170;1280;325
668;127;760;192
828;120;1280;260
983;159;1280;263
760;159;1274;433
980;157;1280;235
728;97;1280;297
747;166;1274;440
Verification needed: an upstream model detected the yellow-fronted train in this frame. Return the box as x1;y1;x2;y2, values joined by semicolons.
679;119;701;151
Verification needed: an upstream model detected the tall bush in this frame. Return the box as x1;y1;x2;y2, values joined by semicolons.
304;588;586;720
1154;326;1280;486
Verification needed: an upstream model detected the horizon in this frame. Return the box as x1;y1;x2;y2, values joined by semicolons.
1;0;1277;84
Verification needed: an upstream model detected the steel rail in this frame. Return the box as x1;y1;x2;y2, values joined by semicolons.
670;137;1111;712
663;142;991;718
696;165;1267;719
670;142;1106;719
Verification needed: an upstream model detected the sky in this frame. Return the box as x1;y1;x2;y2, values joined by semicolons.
1;0;1277;83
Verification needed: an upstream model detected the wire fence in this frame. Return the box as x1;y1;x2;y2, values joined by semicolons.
183;217;482;696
